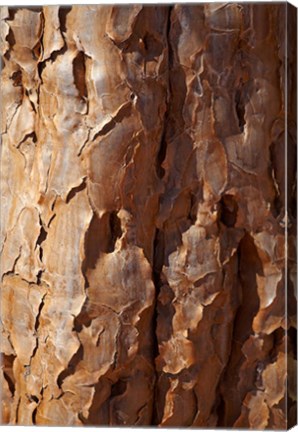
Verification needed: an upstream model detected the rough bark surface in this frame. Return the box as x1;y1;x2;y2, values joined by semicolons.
0;3;296;428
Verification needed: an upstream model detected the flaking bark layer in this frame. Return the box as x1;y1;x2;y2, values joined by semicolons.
0;4;296;428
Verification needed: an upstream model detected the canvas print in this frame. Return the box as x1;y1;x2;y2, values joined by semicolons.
0;2;297;428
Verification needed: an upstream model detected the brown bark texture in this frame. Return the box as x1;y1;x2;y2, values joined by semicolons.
0;3;297;428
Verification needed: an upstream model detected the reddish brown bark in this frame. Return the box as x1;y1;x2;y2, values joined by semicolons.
0;3;296;428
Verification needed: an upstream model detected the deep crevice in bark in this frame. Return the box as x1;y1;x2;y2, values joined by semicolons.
234;81;246;133
2;353;16;398
3;371;15;397
218;233;262;427
32;11;44;62
110;379;127;399
37;43;68;80
151;228;164;401
34;295;46;335
65;178;87;203
219;194;238;228
10;69;22;87
156;118;168;180
58;6;72;34
155;7;172;180
5;27;16;50
150;6;173;425
108;211;122;252
82;212;102;273
73;299;92;333
17;131;37;148
73;51;88;100
15;397;21;424
57;344;84;389
32;406;38;424
35;218;48;262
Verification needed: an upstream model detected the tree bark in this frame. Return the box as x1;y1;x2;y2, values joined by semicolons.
0;4;296;428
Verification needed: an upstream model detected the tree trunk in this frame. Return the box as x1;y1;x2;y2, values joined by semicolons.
0;4;296;428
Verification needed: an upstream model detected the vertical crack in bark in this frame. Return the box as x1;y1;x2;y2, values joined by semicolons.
2;354;16;397
35;217;47;259
218;233;262;426
1;246;22;281
29;292;47;368
58;6;72;34
5;26;16;51
73;51;88;101
35;215;48;284
151;6;173;425
216;251;243;426
73;208;100;334
15;397;21;424
155;7;172;180
3;10;16;60
219;195;238;228
32;406;38;424
151;228;164;425
108;211;122;253
234;82;246;133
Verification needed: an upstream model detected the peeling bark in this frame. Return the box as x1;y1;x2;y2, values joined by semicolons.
0;4;296;428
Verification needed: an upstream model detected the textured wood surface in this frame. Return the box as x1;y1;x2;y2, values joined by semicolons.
0;4;296;428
